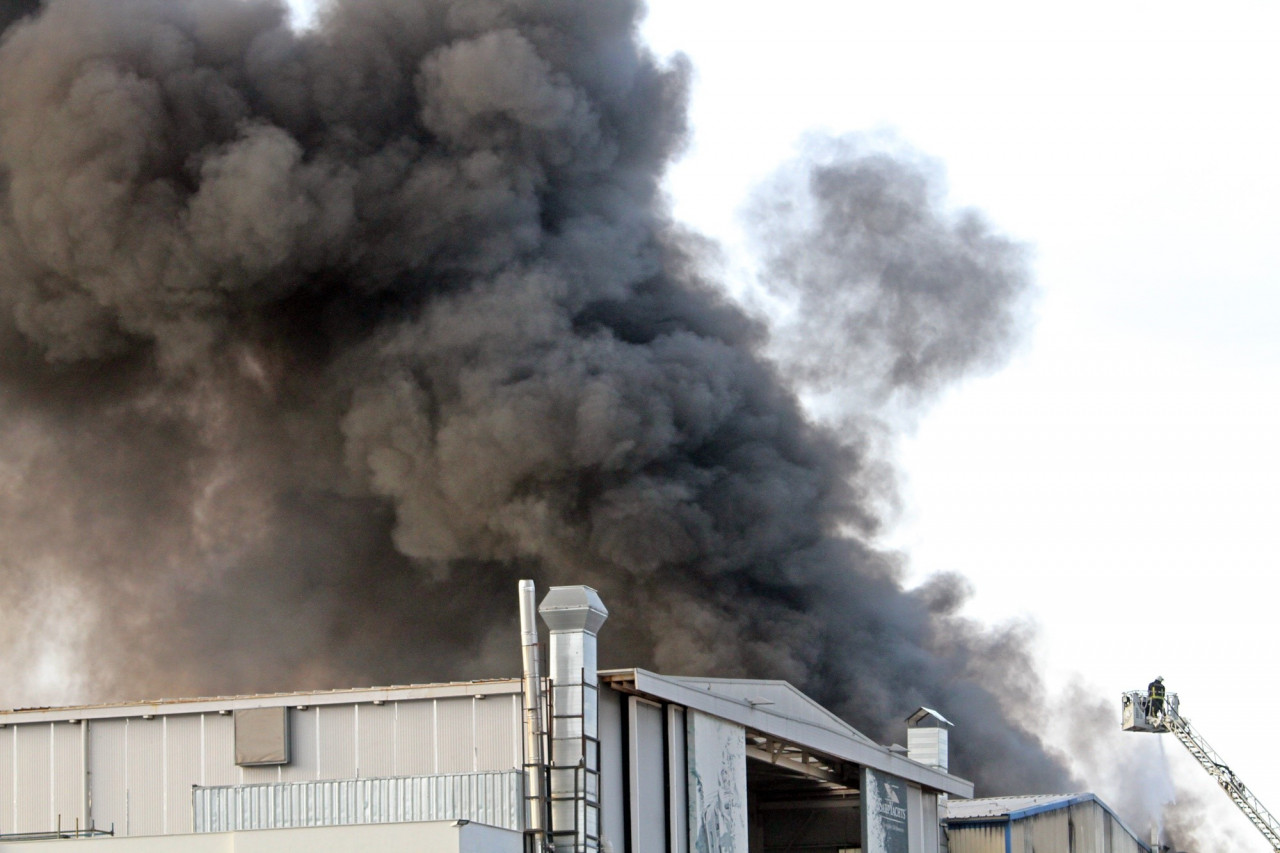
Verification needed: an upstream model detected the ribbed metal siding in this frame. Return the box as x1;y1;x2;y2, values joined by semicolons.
437;699;474;774
200;713;235;788
1109;811;1145;853
279;708;315;783
1029;808;1067;853
1020;801;1113;853
126;717;165;836
317;705;357;780
395;701;436;775
1;694;522;838
14;722;50;833
356;704;396;778
51;722;83;831
948;823;1006;853
191;771;523;832
474;696;518;772
88;719;127;835
0;727;13;834
1079;801;1104;850
164;716;201;834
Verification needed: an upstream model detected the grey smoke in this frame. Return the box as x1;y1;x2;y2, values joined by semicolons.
0;0;1069;796
1052;682;1225;853
750;136;1029;415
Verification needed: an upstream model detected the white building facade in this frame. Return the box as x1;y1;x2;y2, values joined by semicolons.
0;585;973;852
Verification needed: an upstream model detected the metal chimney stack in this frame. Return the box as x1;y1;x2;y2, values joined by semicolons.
538;586;608;853
518;580;549;850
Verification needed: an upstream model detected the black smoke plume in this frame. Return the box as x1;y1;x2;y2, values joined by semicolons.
0;0;1067;794
0;0;38;32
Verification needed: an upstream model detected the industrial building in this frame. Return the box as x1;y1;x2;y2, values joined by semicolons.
944;793;1152;853
0;582;973;852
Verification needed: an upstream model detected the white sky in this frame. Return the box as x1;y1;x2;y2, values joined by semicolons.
633;0;1279;846
290;0;1280;846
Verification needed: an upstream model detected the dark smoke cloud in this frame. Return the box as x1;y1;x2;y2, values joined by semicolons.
0;0;1069;795
0;0;38;34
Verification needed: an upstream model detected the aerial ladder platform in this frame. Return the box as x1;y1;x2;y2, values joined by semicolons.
1123;682;1280;850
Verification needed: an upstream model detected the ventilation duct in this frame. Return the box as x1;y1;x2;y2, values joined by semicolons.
538;586;608;852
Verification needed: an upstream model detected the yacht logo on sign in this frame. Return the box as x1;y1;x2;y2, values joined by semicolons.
861;768;909;853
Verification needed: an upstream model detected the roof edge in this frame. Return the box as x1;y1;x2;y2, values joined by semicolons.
605;668;973;798
0;678;522;723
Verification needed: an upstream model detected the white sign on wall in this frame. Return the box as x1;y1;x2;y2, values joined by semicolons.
861;767;910;853
687;711;748;853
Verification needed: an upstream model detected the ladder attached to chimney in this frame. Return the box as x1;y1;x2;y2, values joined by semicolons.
545;673;602;853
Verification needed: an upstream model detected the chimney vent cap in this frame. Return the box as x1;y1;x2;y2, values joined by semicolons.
907;706;954;728
538;585;608;634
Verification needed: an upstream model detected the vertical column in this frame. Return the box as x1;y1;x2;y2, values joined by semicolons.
519;579;549;850
539;586;608;853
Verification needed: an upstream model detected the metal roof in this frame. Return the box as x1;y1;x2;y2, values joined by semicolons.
2;668;967;799
0;678;522;724
601;668;973;798
661;675;878;745
946;792;1095;819
946;792;1152;851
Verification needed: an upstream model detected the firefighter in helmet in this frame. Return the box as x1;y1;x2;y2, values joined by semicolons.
1148;676;1166;718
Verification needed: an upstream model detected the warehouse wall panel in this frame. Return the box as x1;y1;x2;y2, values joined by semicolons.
88;720;127;835
436;699;474;774
598;687;625;853
164;716;202;834
0;727;13;835
51;722;84;833
279;708;317;783
13;723;50;834
473;695;518;772
125;718;165;837
201;714;236;788
356;704;396;779
629;698;665;853
393;701;436;776
947;823;1005;853
316;705;356;781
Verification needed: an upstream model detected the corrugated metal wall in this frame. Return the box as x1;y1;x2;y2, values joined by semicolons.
191;771;523;832
948;822;1005;853
0;693;521;838
1014;800;1113;853
0;723;87;836
952;800;1150;853
1107;810;1146;853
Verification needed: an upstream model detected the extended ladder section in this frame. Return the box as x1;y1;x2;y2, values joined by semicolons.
1122;687;1280;851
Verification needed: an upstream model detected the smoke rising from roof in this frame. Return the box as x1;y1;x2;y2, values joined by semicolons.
0;0;1067;793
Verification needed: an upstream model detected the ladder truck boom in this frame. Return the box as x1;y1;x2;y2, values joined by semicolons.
1123;683;1280;850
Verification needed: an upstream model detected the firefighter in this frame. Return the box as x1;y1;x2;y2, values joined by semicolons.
1148;676;1166;718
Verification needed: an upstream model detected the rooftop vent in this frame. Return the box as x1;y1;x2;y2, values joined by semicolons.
906;706;953;772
